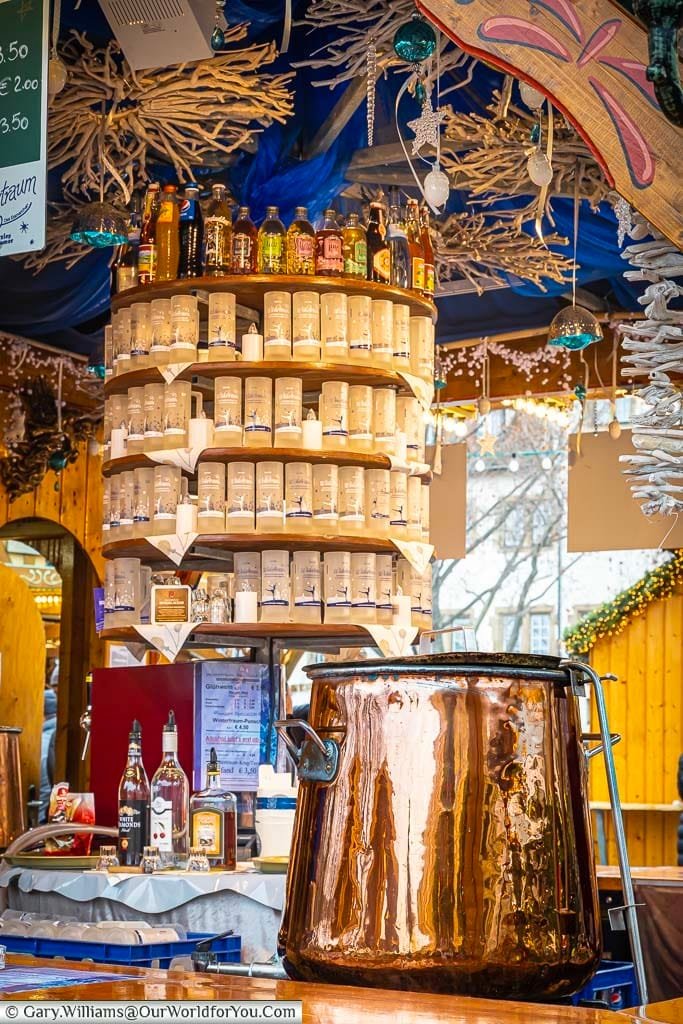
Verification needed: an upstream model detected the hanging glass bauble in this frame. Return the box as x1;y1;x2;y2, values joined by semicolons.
527;148;553;186
424;165;449;209
574;382;587;401
529;122;540;145
549;306;603;351
210;25;225;50
48;55;68;97
393;14;437;63
609;418;622;439
70;202;128;247
519;81;545;110
48;450;68;472
477;396;491;416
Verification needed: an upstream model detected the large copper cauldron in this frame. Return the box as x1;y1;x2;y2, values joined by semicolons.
276;653;601;998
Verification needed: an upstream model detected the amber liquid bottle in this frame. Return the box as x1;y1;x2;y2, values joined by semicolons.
138;183;160;285
258;205;287;274
406;197;425;293
420;205;435;299
366;201;390;284
231;206;258;274
203;183;232;276
287;206;316;275
117;719;150;868
189;747;237;869
342;213;367;279
315;208;344;276
155;185;180;282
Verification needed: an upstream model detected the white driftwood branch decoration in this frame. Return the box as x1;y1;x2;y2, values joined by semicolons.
49;26;294;203
441;101;607;229
618;212;683;519
295;0;471;87
434;212;574;293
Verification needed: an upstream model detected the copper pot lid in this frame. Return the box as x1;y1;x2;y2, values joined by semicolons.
306;650;573;682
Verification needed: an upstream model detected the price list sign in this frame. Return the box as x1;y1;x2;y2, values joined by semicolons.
0;0;48;255
193;661;269;792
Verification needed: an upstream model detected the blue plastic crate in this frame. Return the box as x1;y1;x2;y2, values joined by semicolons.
0;931;241;970
571;960;638;1010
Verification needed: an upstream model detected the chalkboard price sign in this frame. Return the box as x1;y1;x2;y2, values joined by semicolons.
0;0;48;256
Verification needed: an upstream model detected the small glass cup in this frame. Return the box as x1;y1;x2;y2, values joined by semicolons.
186;847;210;872
141;846;161;874
97;845;120;871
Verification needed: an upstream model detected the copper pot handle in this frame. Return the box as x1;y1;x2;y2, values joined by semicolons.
274;720;339;784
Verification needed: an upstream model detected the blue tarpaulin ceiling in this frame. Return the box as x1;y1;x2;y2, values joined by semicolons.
0;0;640;358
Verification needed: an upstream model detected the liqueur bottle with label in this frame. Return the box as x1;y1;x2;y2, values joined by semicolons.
286;206;316;275
231;206;258;274
150;710;189;867
189;748;237;869
138;183;160;286
178;182;203;279
113;193;141;294
117;719;150;867
387;189;410;289
342;213;367;279
203;183;232;276
315;208;344;276
406;197;425;293
420;205;435;299
366;200;390;285
155;185;180;282
258;205;286;274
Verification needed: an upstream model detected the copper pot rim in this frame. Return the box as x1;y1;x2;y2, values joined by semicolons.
306;650;572;683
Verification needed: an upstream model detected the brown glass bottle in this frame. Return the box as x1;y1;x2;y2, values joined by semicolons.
315;208;344;276
155;185;180;282
231;206;258;274
420;205;435;299
117;720;150;867
138;183;160;286
406;198;425;293
287;206;316;275
366;200;390;284
189;748;237;869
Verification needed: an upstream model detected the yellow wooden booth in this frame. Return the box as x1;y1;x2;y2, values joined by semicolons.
566;554;683;867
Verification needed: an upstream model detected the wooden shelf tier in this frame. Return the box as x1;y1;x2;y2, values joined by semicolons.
102;532;396;569
104;359;417;397
111;273;436;320
103;446;428;478
101;622;388;650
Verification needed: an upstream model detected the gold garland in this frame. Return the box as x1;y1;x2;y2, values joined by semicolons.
564;551;683;655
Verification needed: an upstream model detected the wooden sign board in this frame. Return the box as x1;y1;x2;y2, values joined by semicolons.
427;442;467;560
567;429;683;551
0;0;48;256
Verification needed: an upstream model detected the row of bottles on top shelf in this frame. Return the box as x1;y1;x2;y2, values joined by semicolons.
106;554;432;630
104;463;429;542
108;290;435;380
114;183;435;297
105;380;427;463
119;713;237;870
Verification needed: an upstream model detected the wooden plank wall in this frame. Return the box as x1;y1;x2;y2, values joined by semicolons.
589;591;683;866
0;443;103;579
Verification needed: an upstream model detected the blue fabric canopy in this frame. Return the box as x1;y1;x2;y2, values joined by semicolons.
0;0;638;354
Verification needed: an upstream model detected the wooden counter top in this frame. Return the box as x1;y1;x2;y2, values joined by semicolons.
0;956;647;1024
597;866;683;891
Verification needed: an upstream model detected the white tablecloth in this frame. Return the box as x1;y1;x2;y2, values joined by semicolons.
0;866;286;964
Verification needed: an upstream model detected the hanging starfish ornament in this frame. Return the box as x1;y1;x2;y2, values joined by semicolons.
407;92;445;155
477;431;497;456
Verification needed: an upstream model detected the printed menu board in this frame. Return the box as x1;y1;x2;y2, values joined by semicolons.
0;0;48;255
193;661;269;791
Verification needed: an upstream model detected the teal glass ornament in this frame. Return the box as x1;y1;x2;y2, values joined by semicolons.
415;80;426;105
548;305;603;351
574;383;587;401
530;122;540;144
48;450;68;471
70;202;127;248
393;14;437;63
210;25;225;50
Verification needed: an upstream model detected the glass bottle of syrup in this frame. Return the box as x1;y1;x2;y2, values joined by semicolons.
258;205;287;274
203;183;232;276
117;719;150;868
189;748;237;869
287;206;316;275
178;182;203;279
150;710;189;867
387;189;410;289
366;200;390;285
155;185;180;282
138;183;160;285
315;208;344;277
342;213;367;279
406;197;425;293
420;205;435;300
231;206;258;274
